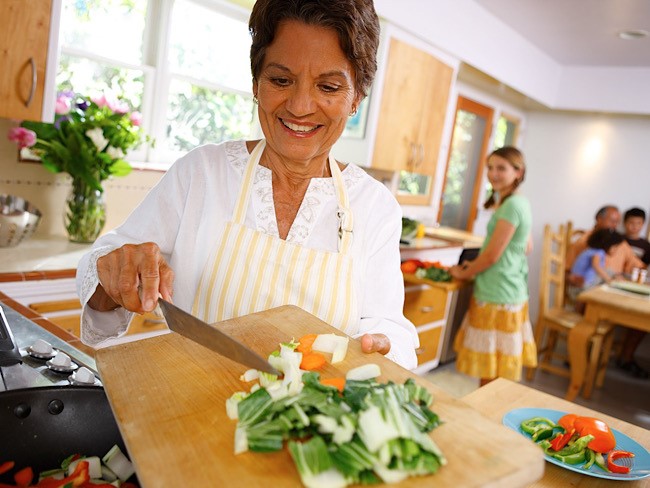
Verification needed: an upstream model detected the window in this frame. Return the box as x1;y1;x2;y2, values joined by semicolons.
56;0;256;167
437;97;493;231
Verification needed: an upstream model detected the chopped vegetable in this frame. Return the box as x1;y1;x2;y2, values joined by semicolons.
607;450;635;474
300;352;327;371
0;462;15;476
521;414;634;475
13;466;32;487
102;445;135;482
311;334;349;364
345;363;380;381
320;377;346;392
296;334;318;354
240;369;260;382
228;370;445;487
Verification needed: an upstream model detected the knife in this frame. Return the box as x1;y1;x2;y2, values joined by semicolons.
157;299;279;375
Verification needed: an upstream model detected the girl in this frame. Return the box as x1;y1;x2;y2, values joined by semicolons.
449;146;536;386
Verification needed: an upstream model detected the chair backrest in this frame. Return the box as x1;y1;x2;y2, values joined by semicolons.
538;223;567;315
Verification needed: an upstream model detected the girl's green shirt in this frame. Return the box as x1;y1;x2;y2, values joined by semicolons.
474;194;532;304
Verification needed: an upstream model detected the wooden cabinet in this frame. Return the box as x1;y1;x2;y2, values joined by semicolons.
403;282;451;371
0;0;59;122
372;38;453;176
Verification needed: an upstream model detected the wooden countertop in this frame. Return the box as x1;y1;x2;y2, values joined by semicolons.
425;226;484;248
462;378;650;487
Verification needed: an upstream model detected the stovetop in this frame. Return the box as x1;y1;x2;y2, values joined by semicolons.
0;303;100;390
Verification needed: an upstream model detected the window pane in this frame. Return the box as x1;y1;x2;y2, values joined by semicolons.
398;172;430;196
439;110;486;229
57;54;145;111
169;0;252;91
60;0;147;65
165;79;255;153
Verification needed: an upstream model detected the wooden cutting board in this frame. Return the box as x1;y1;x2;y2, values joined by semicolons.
96;305;544;487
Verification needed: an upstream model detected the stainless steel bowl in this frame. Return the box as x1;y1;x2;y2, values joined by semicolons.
0;195;42;247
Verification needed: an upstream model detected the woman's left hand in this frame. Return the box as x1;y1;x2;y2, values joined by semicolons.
360;333;391;355
449;264;469;280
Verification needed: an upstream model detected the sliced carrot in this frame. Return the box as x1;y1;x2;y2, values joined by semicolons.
0;461;14;476
300;351;327;370
14;466;33;487
320;377;346;392
296;334;318;354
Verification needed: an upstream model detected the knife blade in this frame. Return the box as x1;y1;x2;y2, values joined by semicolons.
157;299;279;375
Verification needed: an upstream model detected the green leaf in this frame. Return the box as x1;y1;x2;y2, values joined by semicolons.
109;158;133;177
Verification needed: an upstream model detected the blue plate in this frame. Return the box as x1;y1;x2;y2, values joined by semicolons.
502;407;650;481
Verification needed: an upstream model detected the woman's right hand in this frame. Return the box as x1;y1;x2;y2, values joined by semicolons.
88;242;174;314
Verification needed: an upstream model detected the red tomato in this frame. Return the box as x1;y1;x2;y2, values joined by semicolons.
400;260;421;274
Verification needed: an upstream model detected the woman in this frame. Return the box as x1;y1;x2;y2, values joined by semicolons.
449;146;536;385
76;0;419;369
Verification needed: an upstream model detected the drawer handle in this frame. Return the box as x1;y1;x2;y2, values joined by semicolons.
420;306;435;313
415;347;426;355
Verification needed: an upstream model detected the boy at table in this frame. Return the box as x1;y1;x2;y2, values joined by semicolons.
623;207;650;266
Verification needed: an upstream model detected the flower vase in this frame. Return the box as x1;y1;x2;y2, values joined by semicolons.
65;179;106;243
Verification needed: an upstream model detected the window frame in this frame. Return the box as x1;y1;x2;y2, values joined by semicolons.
57;0;256;169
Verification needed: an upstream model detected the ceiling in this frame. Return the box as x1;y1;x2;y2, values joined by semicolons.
474;0;650;68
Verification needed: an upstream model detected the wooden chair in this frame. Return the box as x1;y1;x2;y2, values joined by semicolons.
526;223;615;398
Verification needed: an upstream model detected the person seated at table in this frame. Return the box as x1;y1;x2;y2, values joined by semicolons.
566;228;624;313
566;205;645;286
623;207;650;266
620;207;650;379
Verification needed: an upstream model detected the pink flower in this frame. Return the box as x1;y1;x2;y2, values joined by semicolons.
129;111;142;126
55;95;71;115
7;127;37;148
91;92;130;114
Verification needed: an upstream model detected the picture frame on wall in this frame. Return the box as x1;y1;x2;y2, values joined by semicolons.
342;94;370;139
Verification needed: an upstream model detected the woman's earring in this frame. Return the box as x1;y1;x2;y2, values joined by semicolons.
253;96;259;105
349;107;357;117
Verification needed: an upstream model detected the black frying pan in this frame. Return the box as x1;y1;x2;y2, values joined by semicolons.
0;385;133;482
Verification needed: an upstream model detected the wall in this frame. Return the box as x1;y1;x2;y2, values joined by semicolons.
522;111;650;320
0;118;163;238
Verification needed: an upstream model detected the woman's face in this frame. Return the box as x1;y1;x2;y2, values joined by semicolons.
253;20;359;165
487;154;522;194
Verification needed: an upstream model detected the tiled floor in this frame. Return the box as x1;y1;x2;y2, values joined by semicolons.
424;331;650;430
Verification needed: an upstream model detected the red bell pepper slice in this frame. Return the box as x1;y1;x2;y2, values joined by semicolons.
13;466;33;487
35;459;90;488
0;462;15;477
607;450;635;474
550;429;574;451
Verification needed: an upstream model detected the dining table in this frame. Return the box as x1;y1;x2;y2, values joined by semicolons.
566;283;650;401
462;378;650;487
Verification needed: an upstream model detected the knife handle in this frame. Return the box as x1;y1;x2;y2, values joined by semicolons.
0;305;22;366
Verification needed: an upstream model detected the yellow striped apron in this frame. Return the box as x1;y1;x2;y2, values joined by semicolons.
192;140;359;334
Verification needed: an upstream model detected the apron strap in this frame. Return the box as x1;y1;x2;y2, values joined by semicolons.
234;139;353;254
233;139;266;224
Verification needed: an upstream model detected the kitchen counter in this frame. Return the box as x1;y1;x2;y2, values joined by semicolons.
425;226;484;248
0;235;92;274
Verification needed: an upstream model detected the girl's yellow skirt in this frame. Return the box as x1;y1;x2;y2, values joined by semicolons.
454;297;537;381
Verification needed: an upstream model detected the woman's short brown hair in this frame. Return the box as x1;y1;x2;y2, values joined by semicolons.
249;0;380;98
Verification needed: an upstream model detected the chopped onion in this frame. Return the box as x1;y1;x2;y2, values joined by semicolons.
102;445;135;482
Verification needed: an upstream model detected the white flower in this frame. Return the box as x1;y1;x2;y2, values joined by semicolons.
85;127;109;152
106;146;125;159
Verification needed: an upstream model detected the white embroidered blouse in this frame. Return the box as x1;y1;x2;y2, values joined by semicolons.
76;140;419;369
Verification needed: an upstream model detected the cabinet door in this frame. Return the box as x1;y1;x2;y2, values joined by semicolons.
416;325;443;366
403;285;448;326
372;38;453;176
0;0;52;121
